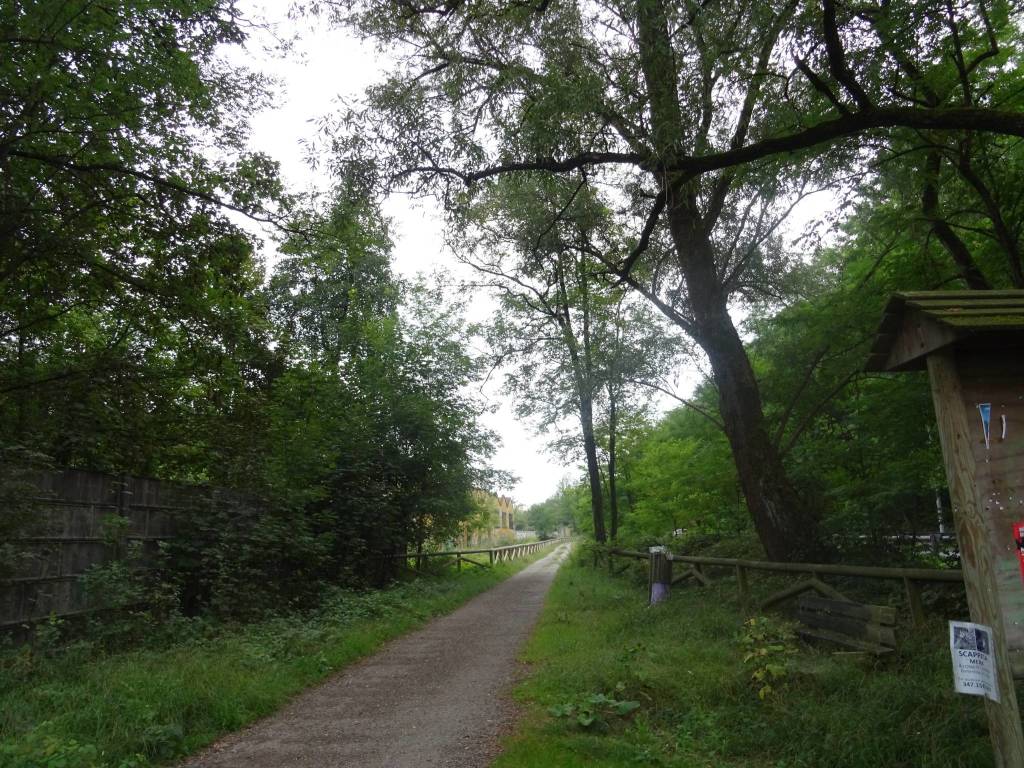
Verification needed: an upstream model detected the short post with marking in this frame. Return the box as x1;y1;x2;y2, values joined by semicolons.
649;546;671;606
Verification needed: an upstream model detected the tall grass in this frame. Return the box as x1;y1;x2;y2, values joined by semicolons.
495;551;997;768
0;555;543;768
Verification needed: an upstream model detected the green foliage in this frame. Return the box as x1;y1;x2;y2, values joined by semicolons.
0;557;540;768
493;556;994;768
4;173;498;621
739;617;798;701
0;0;282;483
525;481;581;539
615;398;743;544
547;686;641;730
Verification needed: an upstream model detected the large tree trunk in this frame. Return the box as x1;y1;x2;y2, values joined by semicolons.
607;386;619;541
579;393;607;543
556;254;607;543
666;199;818;560
637;0;818;560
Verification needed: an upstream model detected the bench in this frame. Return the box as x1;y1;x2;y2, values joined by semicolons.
796;595;897;655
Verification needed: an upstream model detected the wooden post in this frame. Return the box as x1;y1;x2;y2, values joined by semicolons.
904;577;925;628
692;563;708;585
115;473;132;560
928;351;1024;766
456;554;462;572
489;549;494;566
649;546;671;605
736;565;750;605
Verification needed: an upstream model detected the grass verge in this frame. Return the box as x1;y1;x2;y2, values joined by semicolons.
494;550;997;768
0;550;550;768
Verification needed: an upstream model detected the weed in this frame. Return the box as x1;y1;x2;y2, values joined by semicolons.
548;685;641;729
738;616;797;700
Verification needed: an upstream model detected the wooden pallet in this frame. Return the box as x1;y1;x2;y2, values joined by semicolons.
796;595;897;655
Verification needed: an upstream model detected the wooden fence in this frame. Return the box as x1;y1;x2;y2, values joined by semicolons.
385;538;567;571
1;464;566;634
605;547;964;627
0;467;213;631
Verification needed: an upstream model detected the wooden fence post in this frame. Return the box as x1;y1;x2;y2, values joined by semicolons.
649;546;671;605
736;565;750;605
115;472;132;560
692;563;708;585
489;549;494;566
904;577;925;628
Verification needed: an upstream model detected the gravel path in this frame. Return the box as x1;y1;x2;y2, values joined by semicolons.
180;544;570;768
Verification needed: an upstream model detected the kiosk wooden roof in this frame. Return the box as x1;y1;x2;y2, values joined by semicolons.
865;290;1024;372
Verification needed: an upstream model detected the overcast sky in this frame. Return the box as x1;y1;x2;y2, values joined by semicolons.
228;2;616;507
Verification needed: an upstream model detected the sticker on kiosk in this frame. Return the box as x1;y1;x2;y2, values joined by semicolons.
1015;522;1024;583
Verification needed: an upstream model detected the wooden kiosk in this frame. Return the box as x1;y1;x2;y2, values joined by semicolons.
867;290;1024;766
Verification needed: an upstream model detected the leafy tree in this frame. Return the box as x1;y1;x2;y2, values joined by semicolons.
617;396;744;545
332;0;1024;559
525;479;581;539
264;192;497;578
834;1;1024;289
463;175;679;541
611;201;953;558
0;0;284;481
0;3;505;618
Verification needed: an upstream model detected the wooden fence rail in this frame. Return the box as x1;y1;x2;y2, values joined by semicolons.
605;547;964;627
384;538;566;571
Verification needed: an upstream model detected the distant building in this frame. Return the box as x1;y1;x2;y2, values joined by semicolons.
463;489;518;546
495;494;515;531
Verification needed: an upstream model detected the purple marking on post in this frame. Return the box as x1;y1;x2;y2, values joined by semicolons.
650;582;670;605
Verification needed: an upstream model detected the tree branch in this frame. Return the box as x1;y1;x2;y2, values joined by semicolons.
821;0;872;109
8;150;291;230
617;189;666;279
623;376;725;432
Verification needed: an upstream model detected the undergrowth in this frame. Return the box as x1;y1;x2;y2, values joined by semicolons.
0;553;545;768
494;549;998;768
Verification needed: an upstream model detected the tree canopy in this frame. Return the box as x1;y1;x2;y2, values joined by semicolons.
333;0;1024;559
1;2;504;614
5;0;1024;614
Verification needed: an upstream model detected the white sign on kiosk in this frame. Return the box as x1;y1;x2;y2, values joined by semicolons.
951;621;1000;703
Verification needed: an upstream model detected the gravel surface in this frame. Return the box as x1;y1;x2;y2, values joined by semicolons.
180;544;570;768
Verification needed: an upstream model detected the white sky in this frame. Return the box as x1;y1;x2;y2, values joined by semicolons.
229;2;601;507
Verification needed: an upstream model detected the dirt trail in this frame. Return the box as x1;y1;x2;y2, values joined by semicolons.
181;544;570;768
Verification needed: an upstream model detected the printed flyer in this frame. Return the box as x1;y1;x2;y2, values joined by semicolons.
950;621;1000;703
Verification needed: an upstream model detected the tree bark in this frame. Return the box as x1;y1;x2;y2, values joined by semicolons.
555;254;607;542
921;150;992;290
607;385;619;541
578;392;607;543
636;0;819;560
665;196;818;560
